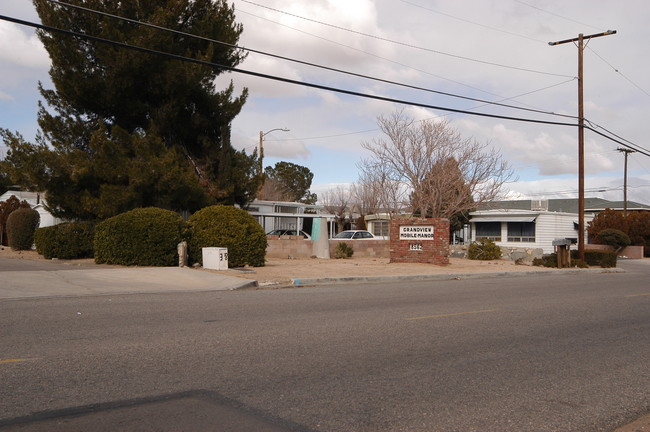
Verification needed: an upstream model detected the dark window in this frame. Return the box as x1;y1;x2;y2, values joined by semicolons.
372;221;389;237
476;222;501;241
507;222;535;242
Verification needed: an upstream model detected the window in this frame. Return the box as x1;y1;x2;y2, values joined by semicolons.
507;222;535;242
476;222;501;241
372;221;389;237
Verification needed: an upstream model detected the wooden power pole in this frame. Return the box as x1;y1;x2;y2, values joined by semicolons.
549;30;616;260
617;148;635;216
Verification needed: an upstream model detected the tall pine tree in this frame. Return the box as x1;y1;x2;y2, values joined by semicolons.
3;0;259;219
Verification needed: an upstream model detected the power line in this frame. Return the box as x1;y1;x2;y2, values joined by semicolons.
1;14;647;159
513;0;604;32
587;46;650;97
47;0;577;120
238;0;574;78
398;0;546;44
237;7;577;115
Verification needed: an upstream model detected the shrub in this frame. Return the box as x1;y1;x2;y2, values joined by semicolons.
187;205;266;268
467;238;502;260
596;228;631;251
0;195;31;246
94;207;185;266
572;259;588;269
334;242;354;259
35;221;96;259
6;207;40;250
532;253;557;267
571;250;617;268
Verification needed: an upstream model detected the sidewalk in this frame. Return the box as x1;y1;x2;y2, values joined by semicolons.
0;248;626;300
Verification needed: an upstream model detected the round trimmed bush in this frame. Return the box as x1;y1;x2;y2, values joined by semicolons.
596;228;631;250
35;221;96;259
468;238;502;260
6;207;40;250
94;207;185;266
188;205;267;268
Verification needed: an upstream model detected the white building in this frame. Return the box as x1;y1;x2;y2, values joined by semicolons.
0;191;62;228
244;199;335;237
469;208;594;254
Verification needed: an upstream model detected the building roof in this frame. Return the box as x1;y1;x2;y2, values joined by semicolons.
480;198;650;214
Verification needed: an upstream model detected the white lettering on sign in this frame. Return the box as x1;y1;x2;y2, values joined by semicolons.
400;225;434;240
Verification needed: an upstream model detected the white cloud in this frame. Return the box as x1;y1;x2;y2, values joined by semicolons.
0;22;49;69
0;91;14;101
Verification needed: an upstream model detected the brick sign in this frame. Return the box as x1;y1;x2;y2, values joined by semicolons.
399;225;434;240
390;218;449;265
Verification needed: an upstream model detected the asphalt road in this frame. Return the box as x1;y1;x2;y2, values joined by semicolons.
1;260;649;431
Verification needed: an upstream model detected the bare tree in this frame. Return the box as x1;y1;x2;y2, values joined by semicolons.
260;176;292;202
356;159;407;217
361;111;514;218
320;185;351;233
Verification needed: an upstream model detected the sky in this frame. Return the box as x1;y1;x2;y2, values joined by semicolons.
1;0;650;205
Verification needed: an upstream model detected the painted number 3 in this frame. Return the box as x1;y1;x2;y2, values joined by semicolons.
219;253;229;261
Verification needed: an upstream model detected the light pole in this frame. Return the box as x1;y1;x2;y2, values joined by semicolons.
549;30;616;261
258;128;290;200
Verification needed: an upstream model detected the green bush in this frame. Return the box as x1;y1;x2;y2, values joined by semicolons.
596;228;631;250
35;221;96;259
467;238;502;260
572;259;588;269
334;242;354;259
571;250;617;268
6;207;40;250
532;253;557;267
94;207;185;266
188;205;266;268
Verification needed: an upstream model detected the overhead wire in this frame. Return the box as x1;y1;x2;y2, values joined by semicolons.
238;0;574;79
235;7;570;111
398;0;546;44
1;13;648;159
514;0;649;99
47;0;576;120
587;46;650;97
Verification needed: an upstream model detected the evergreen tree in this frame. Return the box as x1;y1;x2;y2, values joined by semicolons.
3;0;259;219
263;162;317;204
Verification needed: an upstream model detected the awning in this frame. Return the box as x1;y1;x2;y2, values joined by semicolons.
471;216;537;223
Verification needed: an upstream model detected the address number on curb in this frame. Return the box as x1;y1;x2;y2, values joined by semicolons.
409;243;423;251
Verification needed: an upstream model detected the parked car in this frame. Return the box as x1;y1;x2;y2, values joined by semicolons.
266;229;312;239
332;230;377;240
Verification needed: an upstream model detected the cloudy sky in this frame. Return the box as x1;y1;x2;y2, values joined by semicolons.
1;0;650;204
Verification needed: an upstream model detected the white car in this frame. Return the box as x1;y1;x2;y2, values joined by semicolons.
267;229;312;240
332;230;377;240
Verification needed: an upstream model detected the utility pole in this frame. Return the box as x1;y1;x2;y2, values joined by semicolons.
617;148;635;216
258;128;290;200
549;30;616;261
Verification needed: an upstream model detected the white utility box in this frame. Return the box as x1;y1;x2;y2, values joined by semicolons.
202;247;228;270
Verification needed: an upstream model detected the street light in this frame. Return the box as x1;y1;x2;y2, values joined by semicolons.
258;128;290;200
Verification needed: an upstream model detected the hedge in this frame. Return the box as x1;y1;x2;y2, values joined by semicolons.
35;221;96;259
187;205;266;268
94;207;185;266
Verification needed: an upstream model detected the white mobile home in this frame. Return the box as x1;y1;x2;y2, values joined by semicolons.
469;209;594;254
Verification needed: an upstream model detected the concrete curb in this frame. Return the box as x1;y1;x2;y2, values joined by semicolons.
288;267;625;288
